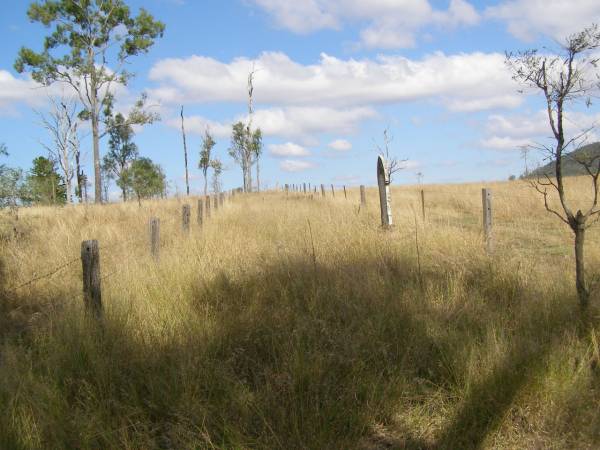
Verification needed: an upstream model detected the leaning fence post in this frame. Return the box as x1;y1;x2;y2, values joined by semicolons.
150;217;160;261
360;185;366;206
377;156;393;228
197;198;204;226
482;188;493;253
205;195;211;219
321;184;325;197
303;183;307;194
343;185;347;199
81;240;102;318
182;204;191;232
421;190;426;221
331;184;335;197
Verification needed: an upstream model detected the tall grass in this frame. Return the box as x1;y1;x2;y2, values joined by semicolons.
0;179;599;449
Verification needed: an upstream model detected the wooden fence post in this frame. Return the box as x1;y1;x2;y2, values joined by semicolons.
197;198;204;226
150;217;160;261
360;185;366;206
219;192;224;208
285;184;289;195
421;190;426;221
321;184;325;197
213;195;218;212
377;156;393;228
303;183;307;194
331;184;335;197
482;188;493;253
343;185;347;199
182;204;191;232
81;240;102;318
205;195;211;219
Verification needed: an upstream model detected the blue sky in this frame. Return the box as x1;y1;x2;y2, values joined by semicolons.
1;0;600;198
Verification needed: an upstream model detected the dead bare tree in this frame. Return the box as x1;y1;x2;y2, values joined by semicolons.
373;128;407;182
506;24;600;309
36;96;81;204
180;105;190;196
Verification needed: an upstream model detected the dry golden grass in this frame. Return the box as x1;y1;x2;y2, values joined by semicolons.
0;177;599;449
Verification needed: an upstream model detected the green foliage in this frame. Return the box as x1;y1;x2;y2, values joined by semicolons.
102;113;138;200
15;0;165;86
26;156;66;205
120;157;165;203
210;158;223;193
0;144;27;208
199;128;216;195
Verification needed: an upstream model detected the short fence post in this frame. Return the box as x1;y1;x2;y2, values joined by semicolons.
205;195;211;219
360;185;366;206
197;198;204;226
421;190;426;221
331;184;335;197
303;183;307;194
150;217;160;261
182;204;191;232
81;240;102;318
377;156;393;228
343;185;347;199
321;184;325;197
213;195;218;212
219;192;224;208
285;184;289;195
482;188;493;253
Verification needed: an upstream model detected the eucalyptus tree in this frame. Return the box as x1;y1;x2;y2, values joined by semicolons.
15;0;164;203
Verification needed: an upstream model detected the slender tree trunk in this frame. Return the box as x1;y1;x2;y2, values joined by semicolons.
75;152;83;203
256;159;260;193
65;176;72;204
180;106;190;196
574;217;589;308
121;186;127;202
204;172;208;197
91;105;102;203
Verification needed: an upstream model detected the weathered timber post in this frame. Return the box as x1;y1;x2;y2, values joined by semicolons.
81;240;102;318
343;185;347;199
303;183;307;194
213;194;218;212
182;204;191;233
482;188;493;253
150;217;160;261
360;185;366;206
219;192;224;207
197;198;204;226
205;195;211;219
285;184;289;195
331;184;335;197
377;155;393;228
321;184;325;197
421;190;426;221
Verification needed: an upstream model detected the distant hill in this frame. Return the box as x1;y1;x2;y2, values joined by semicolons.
526;142;600;178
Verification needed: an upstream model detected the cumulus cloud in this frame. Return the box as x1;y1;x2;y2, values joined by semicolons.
149;51;521;113
328;139;352;151
168;106;376;144
280;159;316;172
0;70;47;113
269;142;311;157
486;0;600;42
480;110;600;151
250;0;480;49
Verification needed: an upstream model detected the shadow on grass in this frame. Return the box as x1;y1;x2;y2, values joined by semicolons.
0;252;595;449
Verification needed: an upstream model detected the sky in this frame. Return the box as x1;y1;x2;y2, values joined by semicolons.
1;0;600;198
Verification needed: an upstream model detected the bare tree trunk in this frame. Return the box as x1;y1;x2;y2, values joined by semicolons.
204;172;208;197
76;152;83;203
574;218;589;308
91;100;102;204
181;106;190;196
256;160;260;193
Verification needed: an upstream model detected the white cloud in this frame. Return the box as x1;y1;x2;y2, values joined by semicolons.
280;159;316;172
480;110;600;151
149;51;521;113
486;0;600;42
328;139;352;151
168;106;376;144
0;70;46;113
399;160;421;170
269;142;311;157
250;0;480;49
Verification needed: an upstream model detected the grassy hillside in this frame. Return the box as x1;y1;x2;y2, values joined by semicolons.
1;179;600;449
527;141;600;178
